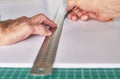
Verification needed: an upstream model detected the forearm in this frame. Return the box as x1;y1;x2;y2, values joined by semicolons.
0;22;6;45
0;20;13;45
0;21;7;33
0;17;31;46
0;19;13;32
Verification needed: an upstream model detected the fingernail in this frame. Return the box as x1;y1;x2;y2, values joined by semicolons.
68;14;72;19
72;15;78;21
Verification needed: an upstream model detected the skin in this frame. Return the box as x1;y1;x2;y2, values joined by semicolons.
67;0;120;21
0;14;57;46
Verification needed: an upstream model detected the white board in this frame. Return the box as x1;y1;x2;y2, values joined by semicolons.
0;0;120;68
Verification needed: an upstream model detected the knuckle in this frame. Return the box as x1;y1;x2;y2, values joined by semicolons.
15;16;30;24
39;13;45;16
21;16;28;19
19;16;28;21
39;14;45;18
39;14;46;19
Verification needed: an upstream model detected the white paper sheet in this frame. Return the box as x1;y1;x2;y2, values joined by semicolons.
54;19;120;68
0;0;120;68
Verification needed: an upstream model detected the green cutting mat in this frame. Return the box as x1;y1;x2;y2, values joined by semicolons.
0;68;120;79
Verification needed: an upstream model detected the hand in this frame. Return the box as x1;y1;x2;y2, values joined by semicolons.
0;14;57;45
67;0;120;21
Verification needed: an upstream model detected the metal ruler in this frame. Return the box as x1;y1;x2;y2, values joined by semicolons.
30;2;67;76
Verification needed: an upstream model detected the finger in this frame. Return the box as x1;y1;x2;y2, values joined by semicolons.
68;11;79;21
72;8;89;21
73;8;82;17
81;10;88;14
31;14;57;33
72;15;79;21
80;15;89;21
34;24;52;36
41;15;57;33
31;14;57;28
67;13;73;19
88;12;98;19
67;8;78;19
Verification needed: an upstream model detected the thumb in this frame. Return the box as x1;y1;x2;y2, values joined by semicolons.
33;24;52;36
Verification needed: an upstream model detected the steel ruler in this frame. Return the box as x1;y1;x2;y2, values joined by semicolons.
30;1;67;76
